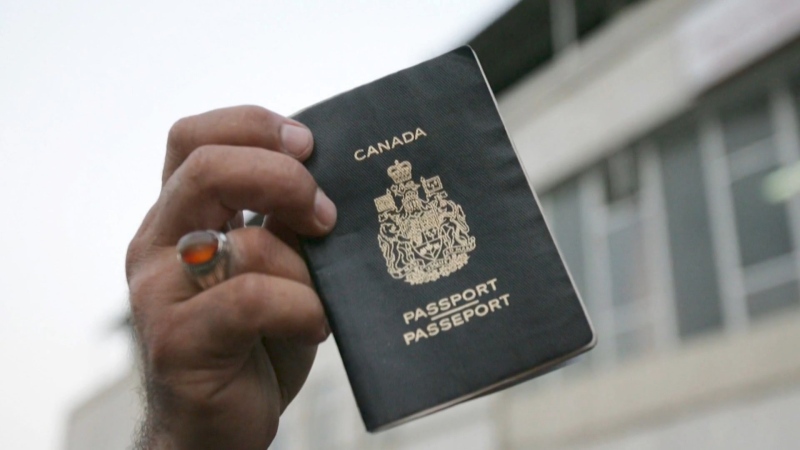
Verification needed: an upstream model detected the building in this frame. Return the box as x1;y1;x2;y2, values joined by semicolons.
66;0;800;448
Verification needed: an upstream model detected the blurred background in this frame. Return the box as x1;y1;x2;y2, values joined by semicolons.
2;0;799;449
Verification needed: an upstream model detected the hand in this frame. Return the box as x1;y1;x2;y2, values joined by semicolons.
126;106;337;449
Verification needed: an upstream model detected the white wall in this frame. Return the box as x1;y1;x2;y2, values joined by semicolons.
501;0;800;189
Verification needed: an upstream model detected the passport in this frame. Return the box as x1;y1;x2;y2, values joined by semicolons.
294;47;595;431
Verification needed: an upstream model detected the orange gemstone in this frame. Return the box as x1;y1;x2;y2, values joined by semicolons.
181;242;218;265
177;231;219;265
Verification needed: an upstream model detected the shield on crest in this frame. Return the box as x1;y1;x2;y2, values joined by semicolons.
374;160;476;285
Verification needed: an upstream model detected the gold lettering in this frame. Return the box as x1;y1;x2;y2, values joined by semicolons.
426;302;439;316
463;288;476;301
415;328;429;341
462;308;475;322
440;317;452;331
354;128;428;161
354;149;366;161
399;279;507;345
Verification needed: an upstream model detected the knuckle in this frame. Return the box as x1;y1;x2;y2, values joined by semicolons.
127;272;147;307
125;237;144;280
279;157;316;200
281;156;306;180
238;105;273;125
125;206;159;280
127;270;159;318
254;230;278;267
182;145;219;185
235;229;274;271
231;274;267;327
167;116;195;152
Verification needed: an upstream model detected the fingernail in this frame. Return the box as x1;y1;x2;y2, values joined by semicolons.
314;188;337;231
280;124;312;158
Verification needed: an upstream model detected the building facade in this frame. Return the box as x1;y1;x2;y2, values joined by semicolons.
66;0;800;448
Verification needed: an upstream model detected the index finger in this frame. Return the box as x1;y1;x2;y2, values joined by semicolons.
163;105;313;185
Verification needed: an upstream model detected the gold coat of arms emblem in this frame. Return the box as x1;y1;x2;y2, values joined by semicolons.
374;160;476;285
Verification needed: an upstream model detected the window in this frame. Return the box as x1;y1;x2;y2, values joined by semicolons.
606;201;655;361
603;150;639;204
600;149;657;361
574;0;642;40
658;128;724;338
543;179;595;375
545;180;587;299
720;94;798;319
538;33;800;372
747;281;800;319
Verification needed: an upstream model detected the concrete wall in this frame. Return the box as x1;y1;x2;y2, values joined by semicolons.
501;0;800;189
497;310;800;449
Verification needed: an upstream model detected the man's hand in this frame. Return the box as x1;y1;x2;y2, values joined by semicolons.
126;106;336;449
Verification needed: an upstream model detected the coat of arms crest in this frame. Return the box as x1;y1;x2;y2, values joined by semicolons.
374;160;476;285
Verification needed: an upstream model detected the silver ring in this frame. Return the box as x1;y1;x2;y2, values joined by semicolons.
177;230;231;290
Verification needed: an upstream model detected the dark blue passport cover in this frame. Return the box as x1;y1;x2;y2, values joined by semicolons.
295;47;595;431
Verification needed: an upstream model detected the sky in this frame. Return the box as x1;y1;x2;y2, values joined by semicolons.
0;1;517;448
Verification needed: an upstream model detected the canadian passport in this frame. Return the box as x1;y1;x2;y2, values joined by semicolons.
294;47;595;431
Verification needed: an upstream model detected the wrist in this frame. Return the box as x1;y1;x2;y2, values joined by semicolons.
136;398;274;450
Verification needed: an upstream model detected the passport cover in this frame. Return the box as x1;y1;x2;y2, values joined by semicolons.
295;47;595;431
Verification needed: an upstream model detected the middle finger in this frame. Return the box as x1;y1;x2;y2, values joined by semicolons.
152;144;336;247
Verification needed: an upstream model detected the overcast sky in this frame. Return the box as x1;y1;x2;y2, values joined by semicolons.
0;1;516;448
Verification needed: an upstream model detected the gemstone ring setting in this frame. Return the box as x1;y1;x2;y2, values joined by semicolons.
176;230;230;290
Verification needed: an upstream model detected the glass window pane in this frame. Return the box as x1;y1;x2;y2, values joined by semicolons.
575;0;612;39
727;138;781;181
574;0;643;39
603;150;639;203
731;169;794;266
747;281;800;319
608;219;649;307
547;179;587;299
658;129;724;338
721;95;773;152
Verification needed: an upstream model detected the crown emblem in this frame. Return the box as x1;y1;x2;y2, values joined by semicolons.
387;160;413;184
374;160;476;285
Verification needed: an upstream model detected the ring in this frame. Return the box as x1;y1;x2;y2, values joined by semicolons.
177;230;231;290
